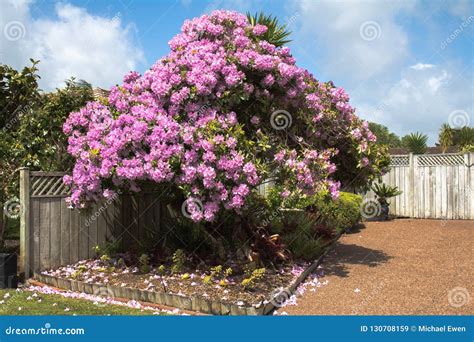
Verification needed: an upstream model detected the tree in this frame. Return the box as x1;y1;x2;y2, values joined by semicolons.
368;122;402;147
438;123;453;153
401;132;428;154
0;61;94;248
0;60;40;249
13;78;94;171
64;10;388;223
453;126;474;149
437;123;474;152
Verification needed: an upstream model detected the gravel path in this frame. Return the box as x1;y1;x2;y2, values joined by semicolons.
282;219;473;315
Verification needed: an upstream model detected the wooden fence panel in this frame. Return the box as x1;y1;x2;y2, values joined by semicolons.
363;153;474;220
19;171;165;278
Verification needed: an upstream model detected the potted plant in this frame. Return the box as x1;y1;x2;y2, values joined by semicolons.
371;183;402;221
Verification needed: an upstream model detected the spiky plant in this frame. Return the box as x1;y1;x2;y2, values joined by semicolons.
402;132;428;154
246;12;291;47
438;123;453;153
371;183;402;201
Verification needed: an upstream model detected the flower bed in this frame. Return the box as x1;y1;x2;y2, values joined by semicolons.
37;249;333;315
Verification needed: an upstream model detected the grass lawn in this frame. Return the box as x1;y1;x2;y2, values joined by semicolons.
0;288;161;315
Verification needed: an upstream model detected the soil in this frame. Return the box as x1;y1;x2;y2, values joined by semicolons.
42;259;307;307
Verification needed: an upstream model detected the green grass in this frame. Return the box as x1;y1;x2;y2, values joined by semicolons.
0;289;161;315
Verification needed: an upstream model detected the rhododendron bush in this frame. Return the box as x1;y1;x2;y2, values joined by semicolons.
64;10;388;223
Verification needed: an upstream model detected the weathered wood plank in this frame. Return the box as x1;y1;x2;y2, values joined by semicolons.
39;199;51;271
466;153;473;219
435;166;442;218
30;171;67;177
70;209;80;264
49;198;62;268
19;168;30;277
60;199;71;266
78;208;90;260
97;200;107;251
32;198;40;274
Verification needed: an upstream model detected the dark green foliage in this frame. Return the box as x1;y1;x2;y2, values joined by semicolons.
171;249;186;274
139;254;151;273
438;123;454;153
0;61;94;249
371;182;402;201
401;132;428;154
281;215;325;261
246;12;291;47
265;189;362;261
368;122;402;147
0;59;40;129
267;189;362;232
438;123;474;152
14;77;94;171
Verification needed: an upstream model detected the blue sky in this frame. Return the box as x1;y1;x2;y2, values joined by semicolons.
1;0;472;144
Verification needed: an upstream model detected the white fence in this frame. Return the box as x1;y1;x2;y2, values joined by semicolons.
363;153;474;220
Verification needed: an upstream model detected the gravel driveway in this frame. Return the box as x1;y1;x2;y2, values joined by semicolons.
282;219;473;315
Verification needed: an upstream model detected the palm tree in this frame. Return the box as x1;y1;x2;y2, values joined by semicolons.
401;132;428;154
246;12;291;47
438;123;453;153
457;126;474;148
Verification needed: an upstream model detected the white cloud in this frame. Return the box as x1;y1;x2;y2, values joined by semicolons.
294;0;413;83
446;0;472;18
291;0;472;145
0;0;145;90
410;63;435;70
356;64;471;144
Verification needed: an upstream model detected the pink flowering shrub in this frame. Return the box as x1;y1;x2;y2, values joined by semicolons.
64;10;388;222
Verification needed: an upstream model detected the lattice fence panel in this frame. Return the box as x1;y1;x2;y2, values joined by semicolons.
416;154;465;166
390;155;410;167
30;173;69;197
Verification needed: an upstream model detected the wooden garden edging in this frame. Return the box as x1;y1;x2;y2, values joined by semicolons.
35;273;264;315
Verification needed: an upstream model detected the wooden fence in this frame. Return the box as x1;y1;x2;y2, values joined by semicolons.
18;152;473;277
363;153;474;219
19;169;166;278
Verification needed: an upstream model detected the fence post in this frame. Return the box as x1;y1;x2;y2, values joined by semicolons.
19;167;30;279
467;153;474;219
408;153;415;218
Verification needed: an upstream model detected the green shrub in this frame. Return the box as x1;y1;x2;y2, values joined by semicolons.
241;268;266;290
267;187;362;233
264;188;362;261
281;215;325;261
139;254;151;273
171;249;186;274
308;192;362;233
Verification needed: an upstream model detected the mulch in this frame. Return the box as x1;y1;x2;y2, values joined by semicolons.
281;219;474;315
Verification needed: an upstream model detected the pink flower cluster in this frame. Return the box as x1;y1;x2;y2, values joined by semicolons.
64;10;382;221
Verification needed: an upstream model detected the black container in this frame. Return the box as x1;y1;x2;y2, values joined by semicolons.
0;253;18;288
